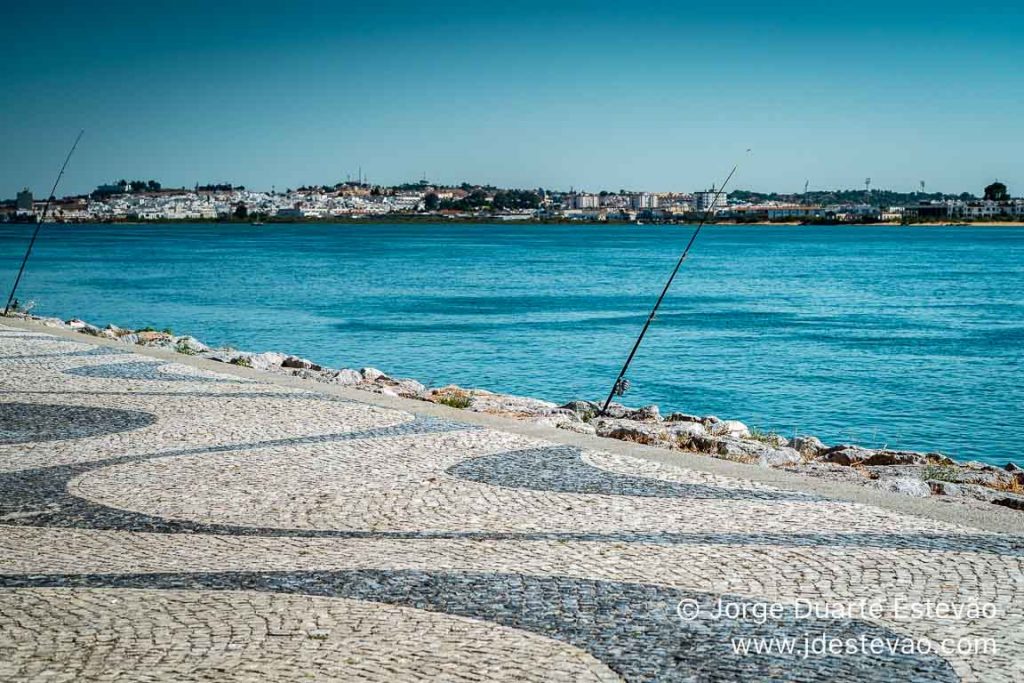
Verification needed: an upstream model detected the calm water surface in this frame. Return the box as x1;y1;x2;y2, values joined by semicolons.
2;223;1021;464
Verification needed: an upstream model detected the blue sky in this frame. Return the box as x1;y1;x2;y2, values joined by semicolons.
3;0;1022;198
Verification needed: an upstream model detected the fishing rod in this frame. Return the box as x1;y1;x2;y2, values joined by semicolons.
3;129;85;317
598;160;743;416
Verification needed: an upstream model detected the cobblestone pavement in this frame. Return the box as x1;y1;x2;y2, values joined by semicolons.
1;323;1022;682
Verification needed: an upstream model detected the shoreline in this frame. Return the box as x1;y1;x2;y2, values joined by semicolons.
5;218;1024;228
5;310;1022;515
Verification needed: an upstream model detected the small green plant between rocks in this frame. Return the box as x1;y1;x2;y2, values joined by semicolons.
436;393;472;409
174;339;197;355
921;463;960;482
747;427;781;445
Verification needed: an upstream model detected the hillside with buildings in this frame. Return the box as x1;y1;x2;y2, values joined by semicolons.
2;179;1021;224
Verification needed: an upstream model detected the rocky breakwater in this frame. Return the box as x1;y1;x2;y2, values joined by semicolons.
10;312;1024;514
485;396;1024;513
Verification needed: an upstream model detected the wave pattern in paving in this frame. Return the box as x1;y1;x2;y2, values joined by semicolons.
1;323;1023;682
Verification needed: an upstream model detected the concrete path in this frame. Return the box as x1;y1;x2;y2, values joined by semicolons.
1;322;1021;682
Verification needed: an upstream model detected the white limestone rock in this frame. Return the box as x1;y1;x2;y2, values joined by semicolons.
360;367;388;382
172;336;210;355
282;356;322;371
709;420;750;439
327;368;363;385
247;351;288;371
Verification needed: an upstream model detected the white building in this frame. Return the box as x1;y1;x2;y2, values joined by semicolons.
693;189;726;212
630;193;658;210
881;206;905;222
568;194;600;209
958;200;1020;219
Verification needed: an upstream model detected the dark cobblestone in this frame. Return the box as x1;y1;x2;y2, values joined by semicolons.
0;403;157;445
0;570;959;683
448;444;819;501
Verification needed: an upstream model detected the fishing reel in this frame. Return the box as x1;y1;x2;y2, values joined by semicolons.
612;377;631;397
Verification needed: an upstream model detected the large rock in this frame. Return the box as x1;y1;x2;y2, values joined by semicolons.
752;432;789;448
820;445;876;466
136;330;171;344
865;477;932;498
593;419;671;447
685;435;722;455
99;325;122;340
391;378;426;396
467;391;557;416
560;400;601;417
733;440;800;467
247;351;288;371
951;465;1018;488
926;453;957;466
668;421;707;440
693;437;801;467
713;439;759;462
759;446;803;467
600;403;630;419
282;356;322;371
72;320;102;336
665;412;703;423
861;450;929;467
172;336;210;355
327;368;363;385
713;440;795;467
625;405;661;422
788;435;826;457
360;367;389;382
708;420;750;439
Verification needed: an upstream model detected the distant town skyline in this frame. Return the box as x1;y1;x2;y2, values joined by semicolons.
7;176;1018;226
3;1;1022;199
6;173;1012;203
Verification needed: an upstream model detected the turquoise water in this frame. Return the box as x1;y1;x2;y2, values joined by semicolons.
2;222;1022;464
